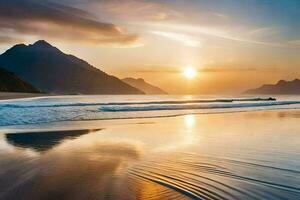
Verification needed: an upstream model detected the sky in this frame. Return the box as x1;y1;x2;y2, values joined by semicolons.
0;0;299;94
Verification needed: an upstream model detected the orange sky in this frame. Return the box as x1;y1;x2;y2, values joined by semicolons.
0;0;299;94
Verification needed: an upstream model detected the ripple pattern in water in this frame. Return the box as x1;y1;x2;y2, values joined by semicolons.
1;110;300;200
127;153;300;200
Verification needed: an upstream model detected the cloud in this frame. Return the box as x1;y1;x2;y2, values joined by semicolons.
151;31;201;47
134;68;258;74
76;0;182;22
141;22;300;48
287;40;300;46
89;1;294;49
129;64;279;74
1;0;297;49
0;36;24;44
0;0;141;47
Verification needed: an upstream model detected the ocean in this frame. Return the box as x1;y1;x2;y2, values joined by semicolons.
1;95;300;127
0;95;300;199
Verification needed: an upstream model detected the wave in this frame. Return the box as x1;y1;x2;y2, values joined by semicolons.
1;96;300;126
100;101;300;112
0;97;276;109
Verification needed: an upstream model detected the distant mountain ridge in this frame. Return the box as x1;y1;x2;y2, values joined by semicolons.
122;77;167;94
245;79;300;94
0;67;40;93
0;40;144;94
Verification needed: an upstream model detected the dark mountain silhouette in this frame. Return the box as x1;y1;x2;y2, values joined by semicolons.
245;79;300;94
122;77;167;94
0;67;40;93
0;40;144;94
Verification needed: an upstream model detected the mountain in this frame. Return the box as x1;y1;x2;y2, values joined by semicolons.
0;67;40;93
245;79;300;94
0;40;144;94
122;77;167;94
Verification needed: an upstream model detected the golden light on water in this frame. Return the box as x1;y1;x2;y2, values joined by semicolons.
185;114;195;129
183;67;197;79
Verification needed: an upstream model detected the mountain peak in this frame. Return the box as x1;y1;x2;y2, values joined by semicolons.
137;78;145;82
245;78;300;94
0;42;144;94
32;40;53;48
277;80;287;85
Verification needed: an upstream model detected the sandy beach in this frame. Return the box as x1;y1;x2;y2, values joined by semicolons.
0;1;299;199
0;92;48;101
1;109;300;199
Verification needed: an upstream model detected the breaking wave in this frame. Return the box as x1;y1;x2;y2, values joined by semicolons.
0;97;275;109
99;100;300;112
1;95;300;126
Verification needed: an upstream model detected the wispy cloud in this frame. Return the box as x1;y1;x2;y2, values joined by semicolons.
287;40;300;46
81;0;182;21
125;64;273;74
2;0;291;49
0;36;24;44
136;67;260;73
151;31;201;47
88;0;295;49
140;22;298;48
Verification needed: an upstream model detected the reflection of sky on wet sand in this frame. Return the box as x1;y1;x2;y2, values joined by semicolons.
0;130;143;200
1;110;300;199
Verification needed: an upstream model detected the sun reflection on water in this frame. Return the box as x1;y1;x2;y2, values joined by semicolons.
184;114;195;129
1;110;300;199
183;114;199;146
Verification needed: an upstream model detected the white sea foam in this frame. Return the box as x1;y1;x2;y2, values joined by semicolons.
0;95;300;126
99;101;300;112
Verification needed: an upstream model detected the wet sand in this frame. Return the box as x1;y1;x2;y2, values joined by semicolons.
0;110;300;199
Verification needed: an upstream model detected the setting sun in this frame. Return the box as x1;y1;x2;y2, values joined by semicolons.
183;67;197;79
0;1;299;199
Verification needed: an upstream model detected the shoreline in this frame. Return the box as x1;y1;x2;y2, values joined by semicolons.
2;108;300;134
1;105;299;199
0;92;49;101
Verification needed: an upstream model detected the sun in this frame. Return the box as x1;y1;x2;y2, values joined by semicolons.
183;67;197;79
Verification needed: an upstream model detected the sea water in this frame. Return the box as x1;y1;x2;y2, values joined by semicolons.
1;95;300;127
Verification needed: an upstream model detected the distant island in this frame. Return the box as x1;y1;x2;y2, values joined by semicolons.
0;67;40;93
122;77;167;95
0;40;144;95
245;79;300;94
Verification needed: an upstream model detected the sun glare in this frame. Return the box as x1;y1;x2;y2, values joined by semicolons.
183;67;197;79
